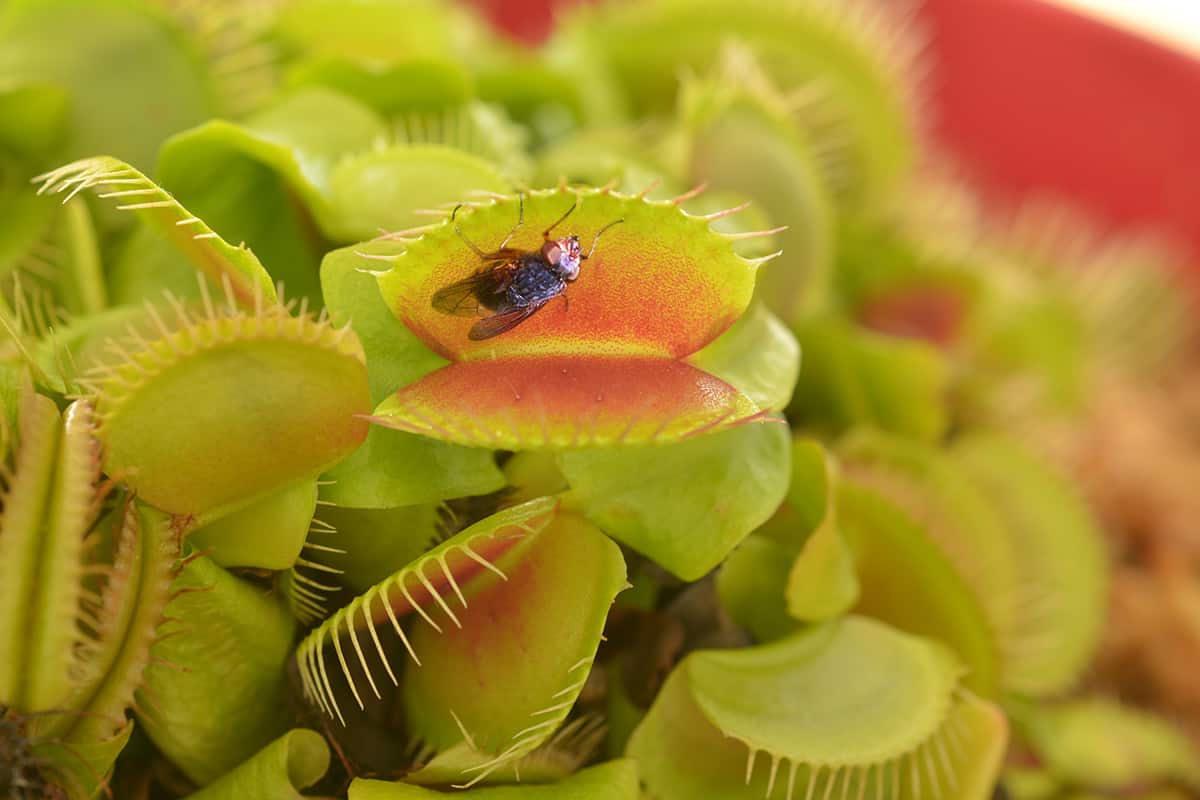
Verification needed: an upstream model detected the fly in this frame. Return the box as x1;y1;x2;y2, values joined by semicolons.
431;195;624;340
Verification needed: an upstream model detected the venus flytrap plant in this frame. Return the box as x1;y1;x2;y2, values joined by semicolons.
295;498;628;788
3;0;1197;795
288;55;475;118
718;438;857;640
0;0;215;174
298;503;441;597
71;281;369;520
155;88;389;302
678;46;835;323
0;377;179;797
34;156;277;308
350;758;640;800
0;386;93;714
836;430;1110;699
710;438;1003;695
946;435;1108;697
272;0;486;70
553;0;926;208
956;206;1199;449
533;126;681;198
788;315;950;441
136;550;298;785
389;104;532;185
837;432;1021;687
628;616;1007;800
318;238;505;511
1007;698;1200;795
182;728;331;800
404;713;608;786
558;422;790;581
835;480;1002;698
155;88;533;300
366;186;783;449
400;509;625;784
187;479;320;571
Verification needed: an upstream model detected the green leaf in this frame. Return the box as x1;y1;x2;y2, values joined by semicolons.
757;437;832;547
0;0;214;172
184;729;331;800
479;43;626;140
715;535;799;641
533;125;680;196
48;198;104;315
156;88;389;301
785;513;859;622
556;0;920;204
106;222;208;307
24;399;99;712
349;759;640;799
688;301;801;412
788;315;949;441
404;715;606;786
0;162;57;280
320;239;448;403
836;481;1001;697
388;102;532;183
286;56;474;116
0;81;68;160
188;479;318;571
951;433;1108;697
682;58;834;322
32;718;134;800
719;437;853;636
0;385;70;709
560;419;791;580
838;432;1019;677
137;552;296;785
324;144;511;243
402;510;626;780
33;305;149;395
966;293;1088;423
296;497;559;724
628;616;1007;800
34;156;277;307
309;503;440;594
273;0;480;64
90;297;370;516
321;426;504;509
1012;699;1200;792
33;500;177;792
503;451;569;506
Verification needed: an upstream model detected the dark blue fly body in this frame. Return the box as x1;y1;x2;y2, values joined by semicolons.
504;255;567;309
431;196;623;340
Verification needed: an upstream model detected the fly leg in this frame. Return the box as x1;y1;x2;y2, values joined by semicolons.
498;193;525;249
452;203;526;261
451;204;490;258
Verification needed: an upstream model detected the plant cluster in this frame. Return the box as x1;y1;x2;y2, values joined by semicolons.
0;0;1198;798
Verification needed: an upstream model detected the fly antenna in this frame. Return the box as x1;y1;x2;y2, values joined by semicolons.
584;218;625;260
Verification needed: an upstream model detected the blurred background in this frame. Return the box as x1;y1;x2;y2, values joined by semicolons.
3;0;1200;796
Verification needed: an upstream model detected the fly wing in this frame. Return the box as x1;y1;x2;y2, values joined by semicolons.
468;300;547;340
431;263;516;316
